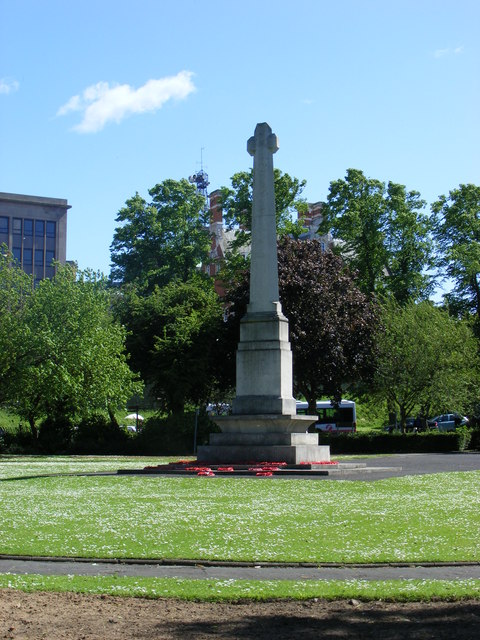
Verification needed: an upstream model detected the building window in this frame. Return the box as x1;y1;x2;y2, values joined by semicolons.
0;217;8;233
0;217;8;247
13;218;22;235
35;250;44;266
35;220;45;237
12;247;21;263
24;219;33;236
46;221;56;238
23;248;32;265
46;249;55;266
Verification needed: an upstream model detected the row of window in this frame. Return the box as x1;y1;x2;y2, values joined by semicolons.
11;247;55;266
0;216;56;238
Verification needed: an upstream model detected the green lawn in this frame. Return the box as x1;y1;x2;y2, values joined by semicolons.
1;455;480;601
1;455;480;563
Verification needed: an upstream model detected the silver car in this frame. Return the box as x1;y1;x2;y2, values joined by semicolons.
430;413;469;432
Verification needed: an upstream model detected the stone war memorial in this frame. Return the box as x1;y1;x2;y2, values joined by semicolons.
197;123;331;465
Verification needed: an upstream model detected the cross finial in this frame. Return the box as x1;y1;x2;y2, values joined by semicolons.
247;122;279;157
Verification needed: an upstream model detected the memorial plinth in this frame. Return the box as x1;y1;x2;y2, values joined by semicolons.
197;123;330;464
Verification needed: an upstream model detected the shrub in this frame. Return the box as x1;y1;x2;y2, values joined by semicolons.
469;428;480;451
318;430;473;454
72;414;131;454
38;415;74;454
455;426;472;452
0;424;37;454
134;411;220;455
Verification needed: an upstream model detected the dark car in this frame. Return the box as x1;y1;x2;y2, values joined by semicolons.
385;417;435;433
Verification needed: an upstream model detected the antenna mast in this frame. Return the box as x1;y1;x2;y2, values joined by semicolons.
189;147;210;211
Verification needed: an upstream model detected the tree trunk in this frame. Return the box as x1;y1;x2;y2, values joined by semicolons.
400;405;407;435
108;406;119;427
28;414;38;439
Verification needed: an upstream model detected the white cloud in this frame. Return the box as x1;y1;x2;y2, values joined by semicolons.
434;46;464;59
0;78;19;95
57;71;196;133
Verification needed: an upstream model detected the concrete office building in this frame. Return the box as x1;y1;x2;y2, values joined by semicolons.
0;192;69;281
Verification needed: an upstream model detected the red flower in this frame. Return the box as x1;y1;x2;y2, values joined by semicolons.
260;461;287;466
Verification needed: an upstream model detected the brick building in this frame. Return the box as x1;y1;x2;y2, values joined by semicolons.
206;190;332;289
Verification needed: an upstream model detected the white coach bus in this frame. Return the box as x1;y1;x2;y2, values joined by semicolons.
296;400;357;433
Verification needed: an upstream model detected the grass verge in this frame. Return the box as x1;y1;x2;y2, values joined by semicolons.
1;574;480;601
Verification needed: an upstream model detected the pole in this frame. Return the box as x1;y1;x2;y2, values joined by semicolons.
194;408;199;455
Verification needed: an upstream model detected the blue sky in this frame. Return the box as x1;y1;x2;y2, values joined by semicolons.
1;0;478;287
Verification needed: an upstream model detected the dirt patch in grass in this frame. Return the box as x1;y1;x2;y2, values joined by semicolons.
1;589;480;639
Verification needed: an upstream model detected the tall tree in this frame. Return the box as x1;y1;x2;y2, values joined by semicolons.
373;299;479;431
0;250;34;404
114;275;224;417
432;184;480;323
319;168;433;301
319;168;388;295
385;182;433;304
220;238;379;413
6;264;142;435
110;179;212;290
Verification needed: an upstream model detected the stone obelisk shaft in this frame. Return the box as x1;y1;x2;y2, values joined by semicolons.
247;123;280;314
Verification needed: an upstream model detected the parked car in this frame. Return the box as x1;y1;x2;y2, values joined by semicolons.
405;418;417;432
429;413;469;432
384;418;417;432
384;416;437;433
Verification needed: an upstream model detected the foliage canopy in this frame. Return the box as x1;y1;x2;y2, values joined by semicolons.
432;183;480;324
110;179;212;291
0;258;141;434
319;168;434;303
220;237;379;412
373;299;479;429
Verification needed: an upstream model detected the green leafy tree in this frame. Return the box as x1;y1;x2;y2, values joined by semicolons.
7;265;142;436
219;169;308;254
319;168;388;295
432;184;480;323
220;238;379;413
114;275;224;417
385;182;434;304
319;168;433;301
373;299;479;431
0;249;34;404
110;179;212;290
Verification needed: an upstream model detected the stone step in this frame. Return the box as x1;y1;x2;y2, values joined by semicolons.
118;462;402;478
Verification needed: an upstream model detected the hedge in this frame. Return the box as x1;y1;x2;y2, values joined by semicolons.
319;428;475;454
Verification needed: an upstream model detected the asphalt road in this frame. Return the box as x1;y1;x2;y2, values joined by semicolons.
331;451;480;481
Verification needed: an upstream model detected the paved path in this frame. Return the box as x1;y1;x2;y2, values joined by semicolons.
1;557;480;581
330;452;480;481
